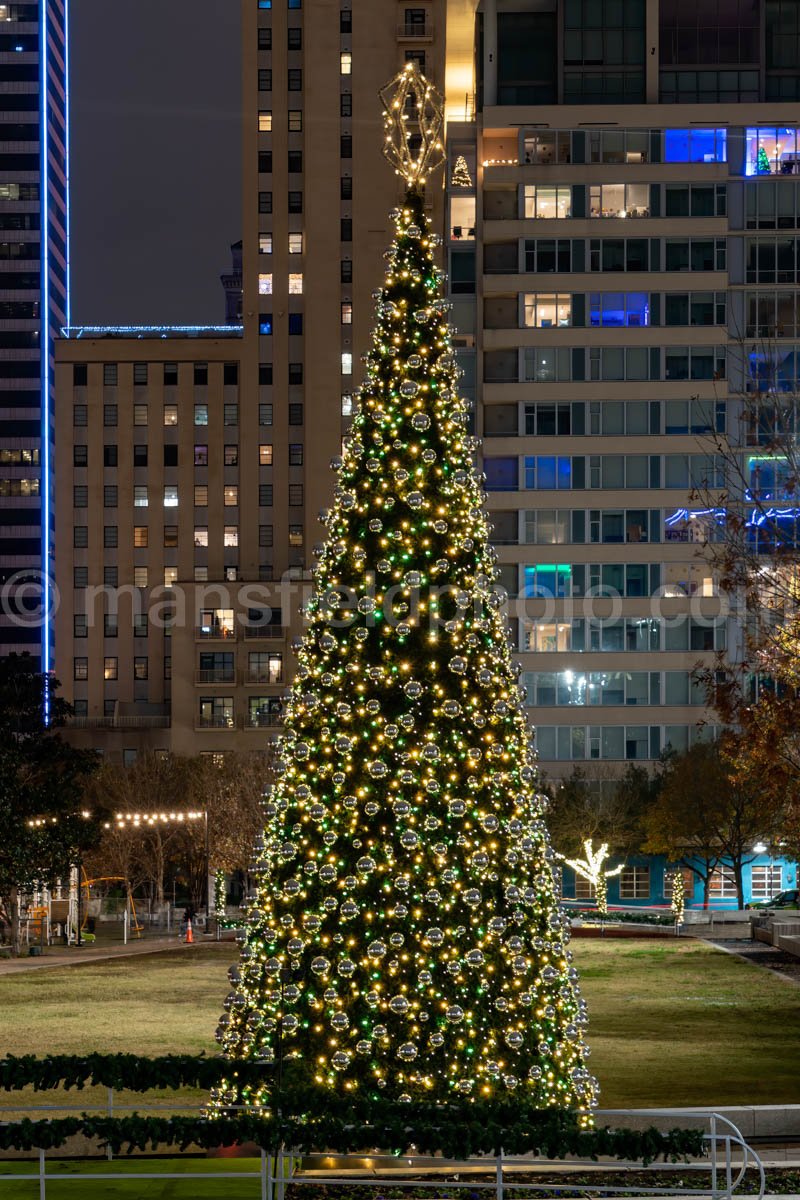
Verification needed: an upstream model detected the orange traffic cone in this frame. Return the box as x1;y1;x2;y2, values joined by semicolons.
185;919;193;944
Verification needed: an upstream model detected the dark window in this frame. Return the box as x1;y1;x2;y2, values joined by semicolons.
289;402;304;424
288;150;303;172
340;135;352;159
133;362;148;385
259;151;273;173
259;363;273;385
259;191;273;213
104;405;118;427
341;176;352;199
288;313;303;334
258;26;271;48
73;404;87;427
288;191;303;212
341;92;352;117
164;362;178;385
104;485;118;507
103;445;117;467
288;26;302;48
73;363;87;386
103;364;118;386
289;362;303;384
224;362;239;385
341;218;353;241
74;527;88;549
164;444;178;467
194;362;209;386
73;445;87;467
133;445;148;467
289;483;303;505
104;525;118;548
259;68;272;91
340;8;351;31
288;68;302;90
259;524;274;546
341;258;352;282
259;484;273;506
289;443;304;465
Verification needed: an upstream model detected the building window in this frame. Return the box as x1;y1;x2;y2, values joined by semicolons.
259;151;272;174
103;445;117;467
341;93;352;118
341;51;352;74
289;403;304;424
133;362;148;385
194;485;208;506
194;525;209;548
289;273;303;293
258;68;272;91
341;218;353;241
288;233;303;254
288;443;304;466
74;567;88;588
259;363;273;385
104;405;118;427
288;191;303;213
709;868;737;898
259;191;273;214
287;362;302;385
288;110;303;132
163;485;178;507
340;135;352;159
164;363;178;385
289;483;303;505
164;525;178;548
73;405;88;427
288;68;302;90
341;259;352;282
73;657;88;681
259;273;273;295
163;403;178;426
341;352;353;375
73;485;87;508
664;128;728;165
574;874;596;900
259;484;274;506
260;403;273;425
134;526;148;548
164;566;178;587
259;524;273;547
194;444;208;467
589;183;650;218
288;149;302;173
103;364;118;387
289;523;304;546
194;404;208;426
225;485;239;506
224;444;239;467
259;233;273;255
341;302;352;324
750;864;783;899
134;566;148;588
134;657;148;681
341;175;353;199
224;404;238;425
74;614;88;637
288;313;303;334
260;444;274;465
164;445;177;468
103;485;118;507
260;314;273;335
164;656;172;679
133;445;148;466
619;866;650;899
193;363;208;386
523;293;572;328
341;393;353;416
134;486;148;507
74;527;88;549
223;525;238;548
249;650;284;683
340;8;352;32
258;110;272;132
134;404;148;426
73;363;88;386
523;185;571;219
589;292;650;327
287;25;301;48
104;657;118;681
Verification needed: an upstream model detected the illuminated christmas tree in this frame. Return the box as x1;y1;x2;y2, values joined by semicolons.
757;145;772;175
450;154;473;188
211;65;596;1121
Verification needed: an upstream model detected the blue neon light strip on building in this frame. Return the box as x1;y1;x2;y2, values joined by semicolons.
40;0;51;692
61;325;244;338
65;0;71;329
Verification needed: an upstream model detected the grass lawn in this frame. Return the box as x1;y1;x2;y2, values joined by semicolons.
0;939;798;1111
0;1158;266;1199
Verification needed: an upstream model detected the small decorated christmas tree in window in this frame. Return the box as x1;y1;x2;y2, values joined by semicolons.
757;145;772;175
211;64;597;1124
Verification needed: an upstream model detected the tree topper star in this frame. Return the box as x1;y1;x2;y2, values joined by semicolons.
380;62;445;189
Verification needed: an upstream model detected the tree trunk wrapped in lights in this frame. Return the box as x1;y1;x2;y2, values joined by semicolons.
210;65;597;1124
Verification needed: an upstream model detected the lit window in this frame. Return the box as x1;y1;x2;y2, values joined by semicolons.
340;51;351;74
224;444;238;466
134;566;148;588
164;567;178;587
259;234;273;254
133;404;148;426
104;657;118;681
260;444;273;465
224;485;239;506
134;526;148;547
194;526;209;547
164;486;178;507
341;302;352;324
163;404;178;426
289;273;303;293
289;524;304;547
195;485;208;506
523;293;572;328
341;393;353;416
224;525;239;547
194;404;208;426
258;110;272;132
195;567;208;581
134;486;148;508
289;233;303;254
259;273;273;295
341;352;352;375
523;185;571;219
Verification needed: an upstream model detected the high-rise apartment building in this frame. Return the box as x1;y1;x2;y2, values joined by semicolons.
0;0;68;672
54;1;800;777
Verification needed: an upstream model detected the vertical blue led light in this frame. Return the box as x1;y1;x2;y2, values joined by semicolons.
39;0;52;695
64;0;70;328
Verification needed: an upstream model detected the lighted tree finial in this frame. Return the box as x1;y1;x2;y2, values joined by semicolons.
559;840;624;918
380;62;445;188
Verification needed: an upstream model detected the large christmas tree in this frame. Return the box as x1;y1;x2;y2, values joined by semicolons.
212;66;596;1122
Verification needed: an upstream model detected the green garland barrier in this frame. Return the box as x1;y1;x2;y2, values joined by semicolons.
0;1113;706;1162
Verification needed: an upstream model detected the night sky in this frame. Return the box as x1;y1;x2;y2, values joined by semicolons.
69;0;242;327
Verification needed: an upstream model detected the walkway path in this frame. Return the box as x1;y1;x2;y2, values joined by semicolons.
0;936;209;975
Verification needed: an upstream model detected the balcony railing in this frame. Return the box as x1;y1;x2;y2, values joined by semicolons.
66;715;171;730
196;715;236;730
195;626;237;640
195;669;236;684
397;22;432;38
244;670;284;685
243;625;285;640
244;715;282;729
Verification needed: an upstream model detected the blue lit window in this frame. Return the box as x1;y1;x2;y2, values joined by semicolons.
258;0;271;7
484;456;517;491
524;455;571;489
664;128;727;164
288;313;303;335
745;128;800;177
589;292;649;327
260;313;273;335
288;0;301;6
524;564;572;599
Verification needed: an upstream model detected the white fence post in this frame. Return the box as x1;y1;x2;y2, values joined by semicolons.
38;1147;46;1200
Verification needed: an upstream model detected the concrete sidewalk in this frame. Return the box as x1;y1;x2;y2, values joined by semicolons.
0;936;212;974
